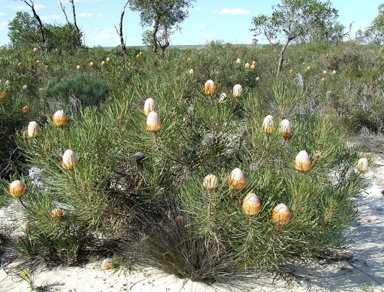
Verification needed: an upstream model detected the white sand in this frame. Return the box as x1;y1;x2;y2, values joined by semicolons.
1;154;384;292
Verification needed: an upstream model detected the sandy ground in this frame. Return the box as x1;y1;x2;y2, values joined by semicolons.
1;154;384;292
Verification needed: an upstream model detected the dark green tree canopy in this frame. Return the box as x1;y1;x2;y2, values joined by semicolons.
8;11;82;51
128;0;194;55
8;12;41;47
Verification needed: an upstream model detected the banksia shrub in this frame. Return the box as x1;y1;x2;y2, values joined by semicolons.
45;73;111;114
1;45;367;281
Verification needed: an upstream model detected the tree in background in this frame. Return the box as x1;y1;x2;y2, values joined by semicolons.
58;0;82;49
128;0;194;57
8;12;82;51
115;1;130;55
355;4;384;50
18;0;46;45
44;24;82;52
8;12;41;47
251;0;342;75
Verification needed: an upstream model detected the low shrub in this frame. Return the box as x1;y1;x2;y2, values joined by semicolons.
45;73;111;114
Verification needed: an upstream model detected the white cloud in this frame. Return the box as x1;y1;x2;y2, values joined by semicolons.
34;4;44;10
193;7;202;11
99;27;115;33
213;10;218;14
219;8;250;15
4;5;28;10
94;34;110;40
41;15;61;22
193;23;207;29
78;12;92;18
0;22;7;31
5;4;44;10
97;14;102;17
201;33;216;37
0;12;5;17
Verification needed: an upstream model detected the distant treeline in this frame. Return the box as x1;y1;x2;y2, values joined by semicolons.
100;44;265;50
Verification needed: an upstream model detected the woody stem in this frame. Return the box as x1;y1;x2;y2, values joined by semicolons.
208;190;213;219
19;198;28;210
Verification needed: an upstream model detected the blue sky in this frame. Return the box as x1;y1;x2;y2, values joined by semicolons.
0;0;382;47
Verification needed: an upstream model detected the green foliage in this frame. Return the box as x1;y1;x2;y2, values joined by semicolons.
43;24;82;52
8;12;41;48
8;12;82;52
251;0;341;44
45;73;111;114
355;3;384;47
128;0;195;55
0;41;382;282
133;208;237;281
0;80;33;179
251;0;343;74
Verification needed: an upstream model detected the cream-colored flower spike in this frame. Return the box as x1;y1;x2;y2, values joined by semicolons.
27;121;41;138
52;110;68;127
272;203;291;225
228;168;246;190
242;193;261;216
279;119;292;138
146;111;162;132
143;98;158;116
204;80;217;95
357;157;369;173
189;69;194;75
233;84;243;99
203;174;219;192
9;180;26;199
295;150;311;172
236;58;241;64
62;149;78;170
262;115;276;133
